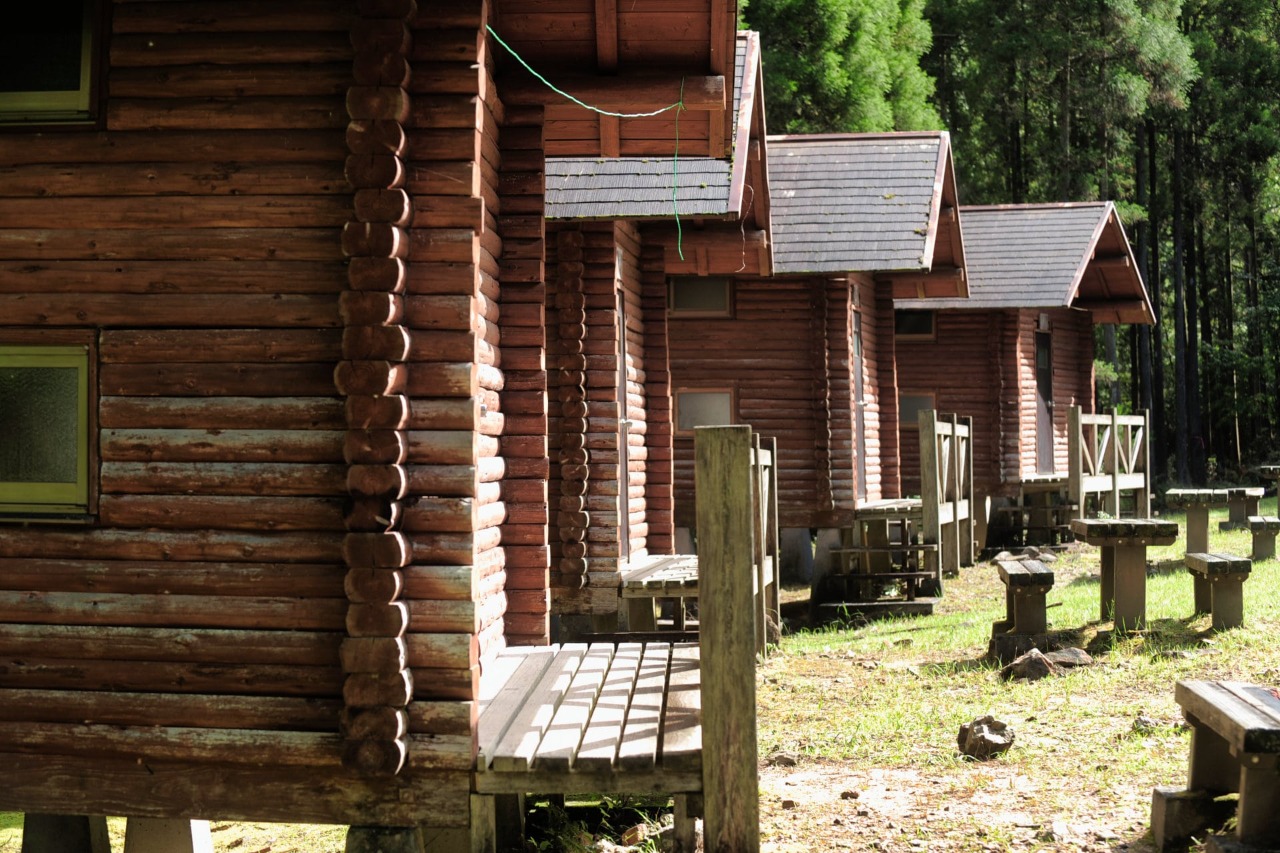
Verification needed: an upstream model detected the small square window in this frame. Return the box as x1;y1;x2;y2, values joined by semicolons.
669;277;732;317
899;392;935;429
0;345;91;515
894;309;935;340
0;0;101;125
676;389;734;432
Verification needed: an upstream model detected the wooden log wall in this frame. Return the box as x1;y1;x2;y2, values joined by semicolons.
669;276;820;529
339;0;415;778
826;278;855;510
855;277;885;504
895;311;1006;499
1014;308;1095;480
640;242;675;554
402;2;505;705
868;280;900;500
496;108;549;645
0;0;504;827
545;221;651;616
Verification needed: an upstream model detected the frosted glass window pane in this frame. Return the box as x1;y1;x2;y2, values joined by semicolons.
0;366;80;483
678;392;732;431
899;394;935;429
670;278;730;314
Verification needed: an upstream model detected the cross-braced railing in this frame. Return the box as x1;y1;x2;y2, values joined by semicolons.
1068;407;1151;519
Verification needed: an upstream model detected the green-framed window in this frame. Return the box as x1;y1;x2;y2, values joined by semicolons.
0;345;91;514
0;0;99;125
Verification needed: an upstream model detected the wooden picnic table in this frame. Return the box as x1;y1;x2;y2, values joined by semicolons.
1151;680;1280;850
1222;486;1266;530
1165;488;1228;554
1069;518;1179;631
1260;464;1280;482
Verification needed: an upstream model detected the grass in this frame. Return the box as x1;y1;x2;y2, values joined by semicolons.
2;499;1277;851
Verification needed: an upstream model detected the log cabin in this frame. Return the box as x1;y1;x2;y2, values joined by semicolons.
672;132;968;572
893;202;1153;547
0;0;738;845
542;30;771;626
547;130;967;578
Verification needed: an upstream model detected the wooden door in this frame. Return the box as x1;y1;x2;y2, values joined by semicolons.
854;310;868;499
1035;330;1053;473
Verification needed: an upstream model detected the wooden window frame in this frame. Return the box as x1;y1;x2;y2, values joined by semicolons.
674;387;735;435
898;391;936;430
0;0;107;128
0;330;97;520
668;276;733;318
894;309;936;341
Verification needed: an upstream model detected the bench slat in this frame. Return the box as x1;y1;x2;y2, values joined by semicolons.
996;559;1054;585
535;645;616;771
476;647;558;771
660;642;702;773
617;643;671;770
574;643;645;772
489;644;588;773
1185;552;1251;574
1176;680;1280;753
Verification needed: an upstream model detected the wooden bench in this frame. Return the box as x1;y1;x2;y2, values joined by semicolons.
989;559;1055;661
1152;680;1280;852
1185;552;1252;630
1221;486;1265;531
620;555;700;632
1070;518;1179;632
1247;516;1280;561
1165;488;1229;554
469;425;762;853
474;642;703;850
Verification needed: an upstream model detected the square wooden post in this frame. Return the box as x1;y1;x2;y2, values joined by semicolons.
1186;504;1210;554
695;425;760;853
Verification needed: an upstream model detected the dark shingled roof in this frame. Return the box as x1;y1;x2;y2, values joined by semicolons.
913;203;1111;310
768;133;949;274
545;33;753;220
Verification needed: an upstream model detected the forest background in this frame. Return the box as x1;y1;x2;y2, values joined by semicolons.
740;0;1280;486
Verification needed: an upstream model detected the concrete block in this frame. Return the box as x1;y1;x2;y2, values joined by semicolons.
20;814;110;853
123;819;213;853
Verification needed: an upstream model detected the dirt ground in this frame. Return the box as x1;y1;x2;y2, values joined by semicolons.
757;761;1155;853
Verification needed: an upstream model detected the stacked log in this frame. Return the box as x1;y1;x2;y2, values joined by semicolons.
498;106;550;644
640;242;675;554
554;227;591;592
338;0;416;777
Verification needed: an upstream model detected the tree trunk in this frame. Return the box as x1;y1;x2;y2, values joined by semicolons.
1147;118;1168;481
1136;121;1155;433
1173;128;1190;484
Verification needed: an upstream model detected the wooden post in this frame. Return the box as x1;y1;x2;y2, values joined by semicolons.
695;425;760;853
1138;409;1152;516
1109;410;1121;517
1068;406;1083;519
918;409;942;589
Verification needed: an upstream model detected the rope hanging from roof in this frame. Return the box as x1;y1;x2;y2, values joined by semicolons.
486;24;688;259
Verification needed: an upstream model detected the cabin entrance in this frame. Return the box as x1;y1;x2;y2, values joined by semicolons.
1035;329;1053;473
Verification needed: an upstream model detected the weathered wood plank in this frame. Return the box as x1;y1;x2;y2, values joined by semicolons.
0;530;343;562
476;648;558;771
0;754;470;826
101;397;344;430
0;658;340;697
574;643;643;771
0;624;341;666
534;644;614;771
0;261;346;294
101;429;345;463
615;642;669;770
488;645;587;772
0;591;346;630
0;689;340;730
101;461;347;496
0;559;340;596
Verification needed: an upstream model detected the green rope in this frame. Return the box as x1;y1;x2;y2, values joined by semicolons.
486;25;682;119
673;83;686;260
485;24;689;259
